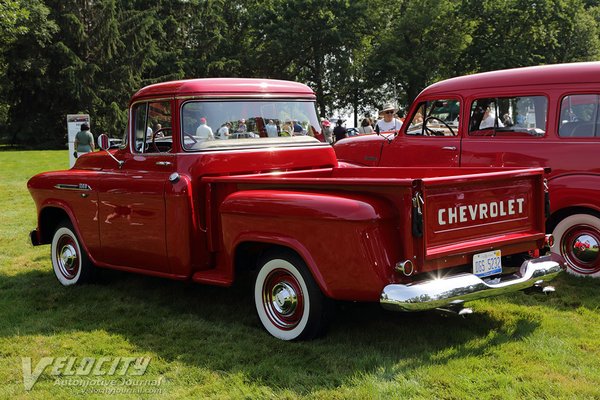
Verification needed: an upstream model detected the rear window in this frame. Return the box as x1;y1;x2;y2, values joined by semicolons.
469;96;547;137
559;94;600;138
180;100;322;151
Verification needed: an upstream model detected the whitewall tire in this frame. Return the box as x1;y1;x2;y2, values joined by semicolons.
254;251;328;340
552;214;600;277
51;222;94;286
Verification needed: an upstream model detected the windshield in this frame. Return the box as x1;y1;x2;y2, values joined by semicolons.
181;100;322;151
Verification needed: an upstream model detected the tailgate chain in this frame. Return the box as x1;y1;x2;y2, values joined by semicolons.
544;178;550;218
412;192;424;237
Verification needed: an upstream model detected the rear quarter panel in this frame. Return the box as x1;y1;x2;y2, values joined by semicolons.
219;190;402;301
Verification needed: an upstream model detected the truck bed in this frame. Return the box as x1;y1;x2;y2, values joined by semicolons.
203;166;546;277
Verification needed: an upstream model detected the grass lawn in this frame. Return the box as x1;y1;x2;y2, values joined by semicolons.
0;150;599;399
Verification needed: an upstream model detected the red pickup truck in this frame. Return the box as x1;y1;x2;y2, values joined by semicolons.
28;78;562;340
335;62;600;278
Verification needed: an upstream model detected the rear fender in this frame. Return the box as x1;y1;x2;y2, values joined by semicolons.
548;174;600;217
220;190;400;301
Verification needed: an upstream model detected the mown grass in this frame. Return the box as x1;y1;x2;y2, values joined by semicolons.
0;150;599;399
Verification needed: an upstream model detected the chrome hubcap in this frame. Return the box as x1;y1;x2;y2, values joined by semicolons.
262;268;304;330
561;225;600;274
60;244;77;269
272;282;298;315
56;234;79;279
571;234;599;263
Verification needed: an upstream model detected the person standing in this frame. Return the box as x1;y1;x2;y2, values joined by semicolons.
358;118;374;134
217;122;231;139
74;123;95;158
265;120;278;137
321;119;333;143
196;117;214;140
376;103;403;133
292;120;304;136
237;119;247;133
333;119;347;142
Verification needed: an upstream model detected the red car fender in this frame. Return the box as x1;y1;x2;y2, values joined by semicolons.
219;190;400;301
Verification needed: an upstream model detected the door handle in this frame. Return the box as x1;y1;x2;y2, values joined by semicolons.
442;146;457;151
155;161;172;166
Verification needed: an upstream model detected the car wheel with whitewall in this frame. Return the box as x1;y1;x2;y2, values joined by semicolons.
254;250;329;340
552;214;600;277
51;221;95;286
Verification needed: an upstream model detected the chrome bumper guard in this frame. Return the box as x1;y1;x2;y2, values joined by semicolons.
380;253;564;312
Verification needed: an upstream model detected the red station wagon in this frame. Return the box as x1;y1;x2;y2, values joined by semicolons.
335;62;600;277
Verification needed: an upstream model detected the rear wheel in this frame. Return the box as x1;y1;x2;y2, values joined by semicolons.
254;250;328;340
51;221;95;286
552;214;600;277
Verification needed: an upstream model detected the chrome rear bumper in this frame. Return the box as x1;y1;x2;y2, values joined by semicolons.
380;253;564;312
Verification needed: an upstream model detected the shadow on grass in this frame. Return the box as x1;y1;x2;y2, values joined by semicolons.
0;268;543;393
498;273;600;312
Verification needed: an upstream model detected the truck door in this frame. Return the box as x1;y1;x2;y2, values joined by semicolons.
96;100;175;273
379;98;461;167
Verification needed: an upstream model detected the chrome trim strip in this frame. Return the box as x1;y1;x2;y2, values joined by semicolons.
176;94;316;101
54;183;93;191
380;253;564;312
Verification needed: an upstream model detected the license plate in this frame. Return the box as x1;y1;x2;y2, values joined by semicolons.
473;250;502;277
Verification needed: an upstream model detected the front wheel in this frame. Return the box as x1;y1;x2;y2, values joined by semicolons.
552;214;600;277
51;221;95;286
254;250;329;340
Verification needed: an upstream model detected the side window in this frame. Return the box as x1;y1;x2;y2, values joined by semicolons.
469;96;547;137
406;99;459;136
132;101;172;153
132;102;148;153
559;94;599;138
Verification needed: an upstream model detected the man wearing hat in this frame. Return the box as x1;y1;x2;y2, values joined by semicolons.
376;103;403;133
333;119;347;142
196;117;214;140
321;119;333;143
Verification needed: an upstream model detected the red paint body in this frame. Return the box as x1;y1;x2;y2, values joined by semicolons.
29;78;550;301
335;63;600;274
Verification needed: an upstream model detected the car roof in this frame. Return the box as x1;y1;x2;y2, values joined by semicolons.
420;62;600;97
131;78;316;102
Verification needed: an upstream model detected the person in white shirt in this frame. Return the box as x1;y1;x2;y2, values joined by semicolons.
216;122;231;139
196;117;214;140
265;120;278;137
376;103;403;132
358;118;374;134
479;106;504;129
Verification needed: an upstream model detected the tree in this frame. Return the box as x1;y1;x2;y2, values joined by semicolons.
367;0;474;107
249;0;372;117
0;0;29;130
461;0;600;73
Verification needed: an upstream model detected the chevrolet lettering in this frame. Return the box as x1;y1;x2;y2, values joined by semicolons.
438;198;525;226
28;78;564;341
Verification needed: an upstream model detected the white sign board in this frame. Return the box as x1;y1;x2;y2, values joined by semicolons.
67;114;90;168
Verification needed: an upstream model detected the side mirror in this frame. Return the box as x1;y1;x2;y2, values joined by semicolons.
97;134;124;169
98;134;110;150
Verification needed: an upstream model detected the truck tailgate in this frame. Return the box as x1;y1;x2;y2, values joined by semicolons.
419;168;546;267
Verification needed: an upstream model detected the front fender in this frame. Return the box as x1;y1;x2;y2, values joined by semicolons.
333;134;386;167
